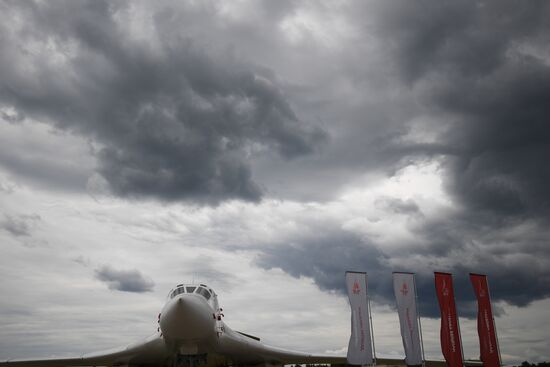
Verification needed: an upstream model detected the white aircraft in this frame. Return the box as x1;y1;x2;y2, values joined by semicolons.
0;283;351;367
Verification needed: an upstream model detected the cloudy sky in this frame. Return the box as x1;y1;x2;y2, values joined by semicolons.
1;0;550;365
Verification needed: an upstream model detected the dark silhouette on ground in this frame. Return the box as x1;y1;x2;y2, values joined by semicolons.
295;362;550;367
514;362;550;367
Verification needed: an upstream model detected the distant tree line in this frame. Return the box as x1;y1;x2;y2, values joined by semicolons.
514;362;550;367
292;362;550;367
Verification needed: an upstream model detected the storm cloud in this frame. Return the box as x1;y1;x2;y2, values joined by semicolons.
380;0;550;313
0;213;41;237
95;265;155;293
256;229;389;295
254;217;550;318
0;1;325;203
391;2;550;221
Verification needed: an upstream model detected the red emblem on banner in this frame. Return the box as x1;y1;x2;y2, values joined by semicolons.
352;279;361;294
400;282;409;296
442;280;450;296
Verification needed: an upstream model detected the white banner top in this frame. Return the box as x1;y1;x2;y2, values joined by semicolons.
393;272;423;366
346;271;374;365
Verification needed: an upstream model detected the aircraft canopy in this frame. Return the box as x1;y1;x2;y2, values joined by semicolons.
168;283;215;302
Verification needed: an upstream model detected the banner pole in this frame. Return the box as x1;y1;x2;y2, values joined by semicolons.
413;273;427;367
367;275;376;366
485;275;503;366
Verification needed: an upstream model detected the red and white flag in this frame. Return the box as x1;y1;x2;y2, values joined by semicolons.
470;273;501;367
393;272;423;366
346;271;374;365
434;272;463;367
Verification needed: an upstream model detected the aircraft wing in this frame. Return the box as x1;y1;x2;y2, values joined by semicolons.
232;341;347;365
221;330;459;367
0;334;165;367
224;336;449;367
217;327;345;365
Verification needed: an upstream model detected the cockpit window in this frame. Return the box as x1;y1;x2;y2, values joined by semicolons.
170;286;186;299
169;285;215;301
196;286;211;300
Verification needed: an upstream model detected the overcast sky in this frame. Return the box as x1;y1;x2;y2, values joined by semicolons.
1;0;550;365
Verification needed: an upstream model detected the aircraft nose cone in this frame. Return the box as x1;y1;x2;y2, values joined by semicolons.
174;297;195;315
162;297;188;322
159;295;214;341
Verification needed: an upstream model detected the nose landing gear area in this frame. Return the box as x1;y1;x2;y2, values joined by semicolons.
172;354;208;367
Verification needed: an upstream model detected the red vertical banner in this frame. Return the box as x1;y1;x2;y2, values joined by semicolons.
434;272;464;367
470;273;501;367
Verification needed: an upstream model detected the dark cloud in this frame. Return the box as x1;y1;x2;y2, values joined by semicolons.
375;196;422;216
254;213;550;318
95;265;154;293
255;229;392;303
0;0;326;203
373;1;548;83
0;213;41;237
372;0;550;220
392;1;550;312
438;61;550;218
410;210;550;313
